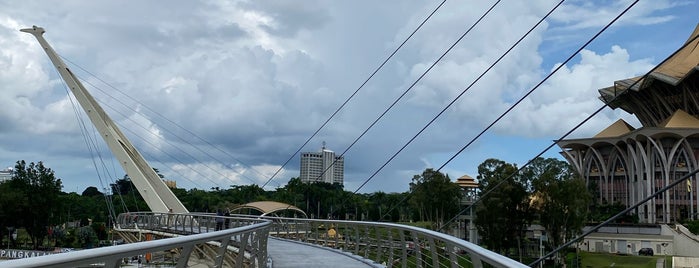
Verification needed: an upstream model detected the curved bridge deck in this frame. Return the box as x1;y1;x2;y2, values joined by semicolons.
268;238;381;267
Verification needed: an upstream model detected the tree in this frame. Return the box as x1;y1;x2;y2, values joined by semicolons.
408;168;462;228
0;180;25;248
225;184;268;204
110;177;135;196
11;160;63;249
81;186;103;197
111;167;164;195
527;157;591;265
474;159;533;256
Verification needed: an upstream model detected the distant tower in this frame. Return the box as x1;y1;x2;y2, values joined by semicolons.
456;175;479;243
299;142;344;185
0;167;13;183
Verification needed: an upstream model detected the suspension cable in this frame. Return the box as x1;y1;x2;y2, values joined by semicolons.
261;0;451;188
440;0;692;234
307;0;505;191
380;0;641;221
62;57;263;186
530;166;699;267
352;0;558;195
55;69;125;220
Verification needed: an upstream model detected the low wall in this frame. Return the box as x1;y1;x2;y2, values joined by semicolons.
672;256;699;268
577;225;673;255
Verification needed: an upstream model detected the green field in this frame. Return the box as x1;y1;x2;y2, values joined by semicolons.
566;251;671;268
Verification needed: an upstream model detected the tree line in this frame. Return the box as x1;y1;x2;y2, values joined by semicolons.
0;157;615;259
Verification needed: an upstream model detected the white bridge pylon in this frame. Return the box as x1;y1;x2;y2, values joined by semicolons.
21;26;188;214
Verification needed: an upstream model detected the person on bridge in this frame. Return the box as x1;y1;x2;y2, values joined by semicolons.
215;209;224;231
224;211;231;229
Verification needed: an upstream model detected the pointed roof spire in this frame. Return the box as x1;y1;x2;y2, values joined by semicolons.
594;119;635;138
659;109;699;128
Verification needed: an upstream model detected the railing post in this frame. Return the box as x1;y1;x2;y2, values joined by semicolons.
399;230;407;268
428;237;438;268
363;225;371;259
215;233;233;267
470;253;483;268
235;232;250;267
177;244;196;268
412;231;422;268
257;228;269;267
353;224;360;255
375;225;383;263
387;227;394;267
447;242;458;268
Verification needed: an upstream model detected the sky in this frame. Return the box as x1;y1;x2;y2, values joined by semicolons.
0;0;698;194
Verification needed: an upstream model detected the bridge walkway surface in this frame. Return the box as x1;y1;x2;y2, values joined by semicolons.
267;237;383;268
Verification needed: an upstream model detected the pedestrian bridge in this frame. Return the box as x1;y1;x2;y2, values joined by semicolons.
2;212;527;268
13;25;527;268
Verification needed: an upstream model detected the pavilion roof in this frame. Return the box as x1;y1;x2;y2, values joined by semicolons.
230;201;307;217
456;174;478;189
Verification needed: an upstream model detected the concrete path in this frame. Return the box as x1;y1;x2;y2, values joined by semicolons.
267;238;383;268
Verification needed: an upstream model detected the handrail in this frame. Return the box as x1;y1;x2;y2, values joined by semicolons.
3;213;271;268
253;215;527;268
2;212;525;267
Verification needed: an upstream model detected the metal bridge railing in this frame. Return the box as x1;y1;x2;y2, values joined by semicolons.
3;212;271;268
259;216;527;268
3;212;525;268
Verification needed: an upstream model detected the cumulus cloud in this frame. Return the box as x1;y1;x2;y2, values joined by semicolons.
0;0;693;193
498;45;654;138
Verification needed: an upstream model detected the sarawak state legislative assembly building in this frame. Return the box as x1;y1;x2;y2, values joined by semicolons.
557;24;699;224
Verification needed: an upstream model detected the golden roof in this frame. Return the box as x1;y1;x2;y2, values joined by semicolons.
659;109;699;128
655;24;699;81
456;174;478;189
594;119;635;138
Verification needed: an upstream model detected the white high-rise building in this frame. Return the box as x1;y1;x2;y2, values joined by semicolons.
0;167;13;183
299;143;344;185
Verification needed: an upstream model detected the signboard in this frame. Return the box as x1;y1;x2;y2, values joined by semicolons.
0;249;55;259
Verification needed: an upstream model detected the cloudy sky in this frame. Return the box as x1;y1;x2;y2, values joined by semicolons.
0;0;697;194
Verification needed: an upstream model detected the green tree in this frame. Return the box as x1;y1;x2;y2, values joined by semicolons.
474;159;533;256
110;177;135;196
111;168;163;195
59;192;108;227
271;178;306;210
408;168;462;228
0;180;25;248
178;188;223;212
81;186;103;197
527;157;591;264
225;184;268;204
11;160;63;249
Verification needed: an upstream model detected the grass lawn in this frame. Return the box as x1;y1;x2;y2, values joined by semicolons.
567;251;670;268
